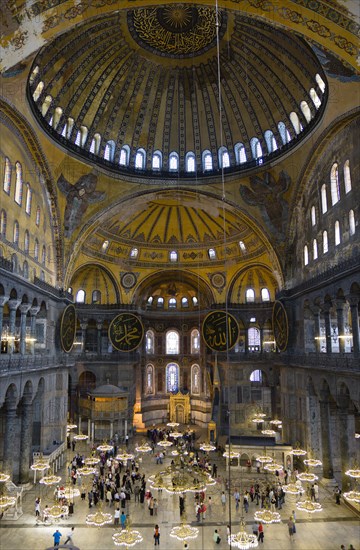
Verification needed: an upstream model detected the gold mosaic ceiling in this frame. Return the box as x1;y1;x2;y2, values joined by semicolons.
28;4;326;177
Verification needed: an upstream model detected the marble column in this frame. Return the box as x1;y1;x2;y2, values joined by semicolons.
322;305;332;355
319;394;334;479
96;320;103;354
19;304;31;355
19;399;33;483
259;327;264;353
244;328;249;354
0;295;9;342
7;299;20;354
3;400;18;477
337;398;350;491
347;295;359;356
312;306;321;353
334;300;346;353
29;306;40;355
80;322;88;353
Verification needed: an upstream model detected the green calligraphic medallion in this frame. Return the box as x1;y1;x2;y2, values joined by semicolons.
202;311;239;352
60;304;76;353
272;300;289;352
108;313;144;352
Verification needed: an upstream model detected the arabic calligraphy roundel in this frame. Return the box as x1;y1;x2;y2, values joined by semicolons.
108;313;144;352
272;300;289;352
60;304;76;353
202;311;239;352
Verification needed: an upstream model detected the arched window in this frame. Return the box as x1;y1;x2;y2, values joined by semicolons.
13;220;19;244
166;363;179;393
135;148;146;169
166;330;179;354
309;88;321;109
32;81;44;102
290;112;302;134
321;184;328;214
335;220;341;246
264;130;277;153
53;106;63;129
40;269;45;281
278;121;291;145
261;288;270;302
75;126;88;147
239;240;246;253
250;137;262;159
234;142;247;164
42;95;52;116
0;210;7;237
147;296;153;306
169;298;177;309
34;238;39;260
169;152;179;171
119;145;130;166
101;240;109;253
157;297;164;308
248;327;261;351
300;100;312;122
104;140;115;162
89;133;101;155
14;162;23;205
61;117;74;139
146;330;155;354
41;245;46;265
245;288;255;303
191;364;200;394
146;364;154;394
3;157;11;194
23;260;29;279
349;210;355;236
92;290;101;304
344;160;352;193
186;152;196;172
169;250;178;262
24;230;30;253
330;163;340;205
313;238;318;260
191;329;200;354
130;248;138;258
152;151;162;171
208;248;216;260
25;184;32;215
323;230;328;254
250;369;262;382
315;73;326;93
203;150;213;171
219;147;230;168
304;244;309;265
76;289;85;303
12;254;18;272
311;206;316;226
181;297;189;308
35;206;41;227
192;296;198;306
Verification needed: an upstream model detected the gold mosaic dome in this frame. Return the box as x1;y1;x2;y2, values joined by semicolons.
27;4;327;179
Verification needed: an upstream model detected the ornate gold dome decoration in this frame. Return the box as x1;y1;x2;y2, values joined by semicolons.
129;5;226;57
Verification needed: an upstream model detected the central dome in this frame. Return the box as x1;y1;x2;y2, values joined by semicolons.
28;5;327;179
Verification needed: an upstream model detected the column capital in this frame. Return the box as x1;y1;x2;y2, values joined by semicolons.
8;299;21;311
346;294;359;308
19;303;31;315
0;295;9;307
96;321;103;330
30;306;40;316
311;305;321;316
333;299;346;311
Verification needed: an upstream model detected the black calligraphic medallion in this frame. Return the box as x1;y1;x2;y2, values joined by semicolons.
108;313;144;352
202;311;239;352
60;304;76;353
272;300;289;352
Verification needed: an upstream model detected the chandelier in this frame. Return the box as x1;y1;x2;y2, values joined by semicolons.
84;457;100;466
296;500;322;513
290;446;307;456
254;509;281;524
355;433;360;439
47;503;69;519
343;490;360;503
167;422;179;428
62;486;80;499
200;442;216;452
296;472;318;483
261;429;277;436
228;519;259;549
30;459;50;471
256;455;273;464
67;424;77;430
345;468;360;479
223;450;240;459
86;508;113;527
170;522;199;541
158;440;173;448
148;460;215;494
0;495;16;509
39;475;62;486
252;417;265;424
116;451;135;461
264;463;283;473
97;443;114;453
73;432;88;441
303;458;322;468
169;431;183;438
269;419;282;426
135;442;152;453
282;482;303;495
0;474;10;483
77;466;97;476
112;527;143;547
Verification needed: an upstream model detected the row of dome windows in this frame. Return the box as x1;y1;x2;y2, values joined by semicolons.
101;240;248;260
31;71;325;173
0;213;48;265
310;161;352;227
304;211;356;266
2;157;41;225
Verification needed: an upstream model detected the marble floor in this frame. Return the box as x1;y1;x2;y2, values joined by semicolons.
0;437;359;550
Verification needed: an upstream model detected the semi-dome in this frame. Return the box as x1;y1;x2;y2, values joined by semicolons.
27;4;327;179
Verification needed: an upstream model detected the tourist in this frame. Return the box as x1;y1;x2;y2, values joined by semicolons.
120;511;127;528
64;527;75;545
213;529;221;544
35;497;41;519
154;524;160;546
114;507;120;525
287;516;295;540
52;529;62;547
258;522;264;543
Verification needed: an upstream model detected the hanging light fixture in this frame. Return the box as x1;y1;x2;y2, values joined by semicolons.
116;451;135;461
355;433;360;439
39;474;62;486
223;450;240;459
62;486;80;499
84;457;100;467
256;455;273;465
96;443;114;453
0;473;10;483
86;508;113;527
282;482;303;495
303;458;322;468
167;422;180;428
269;419;282;426
158;440;173;448
73;432;88;441
135;441;152;453
228;519;259;549
296;500;322;513
264;463;283;473
343;490;360;503
345;468;360;479
290;445;307;456
77;466;97;476
112;526;143;547
200;442;216;452
254;509;281;524
47;503;69;519
296;472;318;483
261;429;277;436
67;424;77;430
170;522;199;542
30;458;50;471
169;431;183;438
0;495;17;509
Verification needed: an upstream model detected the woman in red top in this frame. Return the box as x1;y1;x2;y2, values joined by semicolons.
258;522;264;543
